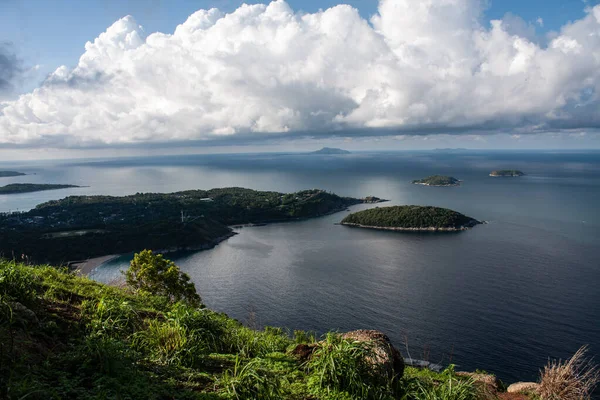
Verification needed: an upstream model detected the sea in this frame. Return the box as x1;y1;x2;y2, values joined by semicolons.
1;150;599;384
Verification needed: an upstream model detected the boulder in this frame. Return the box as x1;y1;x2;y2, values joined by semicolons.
9;302;39;327
456;371;501;393
341;329;405;379
291;343;317;361
507;382;539;394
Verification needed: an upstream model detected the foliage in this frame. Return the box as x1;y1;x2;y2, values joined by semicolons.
125;250;201;306
0;187;361;263
0;258;510;400
342;206;479;229
538;345;599;400
305;332;396;399
401;365;482;400
218;356;287;399
0;260;37;305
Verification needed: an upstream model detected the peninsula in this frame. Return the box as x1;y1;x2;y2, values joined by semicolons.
311;147;351;155
341;205;481;231
0;187;385;263
412;175;461;186
0;183;81;195
0;170;26;177
489;170;525;177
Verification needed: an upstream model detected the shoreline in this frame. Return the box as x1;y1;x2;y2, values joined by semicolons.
340;222;480;232
70;203;381;276
412;182;461;187
74;231;238;276
71;255;120;276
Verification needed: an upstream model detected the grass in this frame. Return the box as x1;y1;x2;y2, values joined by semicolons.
2;257;589;400
538;346;600;400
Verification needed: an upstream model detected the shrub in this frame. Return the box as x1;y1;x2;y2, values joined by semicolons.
223;324;292;358
133;319;188;365
538;345;600;400
168;304;226;355
218;356;286;399
305;333;394;399
0;260;38;305
125;250;201;307
403;374;480;400
81;296;141;338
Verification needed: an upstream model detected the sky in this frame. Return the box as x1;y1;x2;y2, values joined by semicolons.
2;0;600;159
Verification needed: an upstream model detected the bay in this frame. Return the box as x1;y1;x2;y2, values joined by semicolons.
2;150;599;384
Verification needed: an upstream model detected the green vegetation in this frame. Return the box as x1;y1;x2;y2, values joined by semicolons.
0;171;26;178
0;255;491;399
0;187;366;264
341;206;481;231
125;250;201;307
0;183;80;194
412;176;461;186
489;170;525;177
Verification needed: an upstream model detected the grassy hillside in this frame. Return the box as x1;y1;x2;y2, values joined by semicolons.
0;257;492;400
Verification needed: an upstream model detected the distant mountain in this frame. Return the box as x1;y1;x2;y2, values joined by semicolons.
311;147;351;155
433;148;469;152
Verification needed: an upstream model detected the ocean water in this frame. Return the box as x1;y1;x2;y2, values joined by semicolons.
2;150;599;384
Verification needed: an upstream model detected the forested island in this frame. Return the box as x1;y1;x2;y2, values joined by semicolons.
0;171;26;177
311;147;351;155
341;205;481;231
0;183;80;195
412;175;461;186
489;170;525;177
0;187;384;263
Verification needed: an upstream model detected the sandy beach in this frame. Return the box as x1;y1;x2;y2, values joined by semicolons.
71;255;119;276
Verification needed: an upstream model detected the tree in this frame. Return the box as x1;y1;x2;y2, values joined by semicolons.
125;250;201;306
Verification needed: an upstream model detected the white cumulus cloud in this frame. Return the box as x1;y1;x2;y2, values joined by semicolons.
1;0;600;148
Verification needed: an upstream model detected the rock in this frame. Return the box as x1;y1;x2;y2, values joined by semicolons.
291;343;317;361
456;372;501;393
341;329;405;379
507;382;539;394
497;393;530;400
9;302;39;326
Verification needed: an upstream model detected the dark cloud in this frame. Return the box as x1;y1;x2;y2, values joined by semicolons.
0;42;22;95
43;70;111;89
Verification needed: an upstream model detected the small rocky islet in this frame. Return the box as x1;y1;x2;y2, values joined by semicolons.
412;175;461;186
489;169;525;177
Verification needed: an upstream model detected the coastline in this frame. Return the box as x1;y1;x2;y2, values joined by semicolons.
71;231;238;276
340;221;480;232
71;255;120;276
412;182;460;187
68;202;383;276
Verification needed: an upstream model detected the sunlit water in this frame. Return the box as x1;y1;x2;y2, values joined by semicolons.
2;150;599;383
